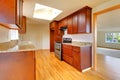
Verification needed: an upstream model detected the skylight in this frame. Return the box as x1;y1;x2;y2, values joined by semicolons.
33;3;62;21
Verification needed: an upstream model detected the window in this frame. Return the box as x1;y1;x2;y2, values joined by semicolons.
105;33;120;43
9;30;19;40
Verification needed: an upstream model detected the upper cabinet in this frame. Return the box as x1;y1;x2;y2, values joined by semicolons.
50;21;57;30
49;6;92;35
78;6;91;33
67;13;78;34
0;0;23;29
59;18;67;29
67;15;73;34
72;13;78;34
67;6;92;34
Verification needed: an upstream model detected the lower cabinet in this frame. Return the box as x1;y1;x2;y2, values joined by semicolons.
62;44;73;65
0;51;36;80
62;44;92;71
63;54;73;65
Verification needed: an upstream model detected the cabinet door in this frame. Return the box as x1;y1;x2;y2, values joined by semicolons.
73;51;81;70
62;18;67;26
0;0;23;28
67;16;73;34
63;44;72;57
78;9;86;33
78;7;91;33
59;18;67;28
50;21;56;30
63;44;73;65
73;46;81;70
0;0;16;24
63;54;73;65
73;13;78;34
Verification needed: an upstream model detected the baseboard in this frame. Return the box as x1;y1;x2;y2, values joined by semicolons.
97;46;120;50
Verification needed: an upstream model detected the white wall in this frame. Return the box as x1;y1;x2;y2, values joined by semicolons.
63;29;92;42
0;26;10;43
20;23;50;49
93;0;120;13
92;0;120;49
97;31;120;49
63;34;93;42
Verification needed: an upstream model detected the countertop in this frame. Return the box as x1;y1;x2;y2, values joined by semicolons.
0;41;35;53
62;42;92;47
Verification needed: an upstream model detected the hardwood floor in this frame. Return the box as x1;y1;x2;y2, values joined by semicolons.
36;50;108;80
97;54;120;80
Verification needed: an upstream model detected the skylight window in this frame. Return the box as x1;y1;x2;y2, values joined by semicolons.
33;3;62;20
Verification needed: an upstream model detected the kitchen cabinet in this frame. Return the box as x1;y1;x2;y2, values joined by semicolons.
63;44;73;65
50;21;62;52
0;0;23;29
50;21;57;52
72;13;78;34
67;13;78;34
67;6;91;34
62;44;92;71
19;16;26;34
59;18;67;29
78;6;91;33
50;21;57;30
67;15;73;34
73;46;92;71
52;21;62;42
0;51;36;80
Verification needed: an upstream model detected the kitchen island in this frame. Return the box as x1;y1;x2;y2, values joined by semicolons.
0;42;36;80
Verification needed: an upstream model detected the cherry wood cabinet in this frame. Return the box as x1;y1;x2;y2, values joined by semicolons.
0;51;36;80
54;21;62;42
59;18;67;29
63;44;73;65
67;6;91;34
72;13;78;34
19;16;26;34
67;15;73;34
50;21;57;30
50;21;62;52
62;44;92;71
78;6;92;33
73;46;92;71
0;0;23;29
67;13;78;34
50;21;63;43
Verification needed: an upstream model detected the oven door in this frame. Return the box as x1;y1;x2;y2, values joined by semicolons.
54;42;62;60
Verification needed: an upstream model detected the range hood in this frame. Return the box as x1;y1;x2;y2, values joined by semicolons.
60;26;67;30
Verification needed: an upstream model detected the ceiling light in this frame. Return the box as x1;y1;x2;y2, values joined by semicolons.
33;3;62;20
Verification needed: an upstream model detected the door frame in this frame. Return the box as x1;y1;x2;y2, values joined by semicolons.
93;4;120;70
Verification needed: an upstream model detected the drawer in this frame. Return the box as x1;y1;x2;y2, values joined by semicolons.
73;46;80;53
63;54;73;65
63;44;72;49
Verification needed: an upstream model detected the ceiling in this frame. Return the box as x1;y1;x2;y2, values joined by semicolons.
23;0;109;24
97;8;120;31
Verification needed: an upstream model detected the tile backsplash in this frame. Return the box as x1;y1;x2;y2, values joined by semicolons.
63;33;93;42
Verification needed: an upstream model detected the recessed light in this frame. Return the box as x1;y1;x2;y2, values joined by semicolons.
33;3;62;20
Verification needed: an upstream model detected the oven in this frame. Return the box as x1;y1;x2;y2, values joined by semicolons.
54;42;62;60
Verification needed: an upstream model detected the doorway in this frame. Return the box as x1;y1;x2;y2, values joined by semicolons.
93;4;120;79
